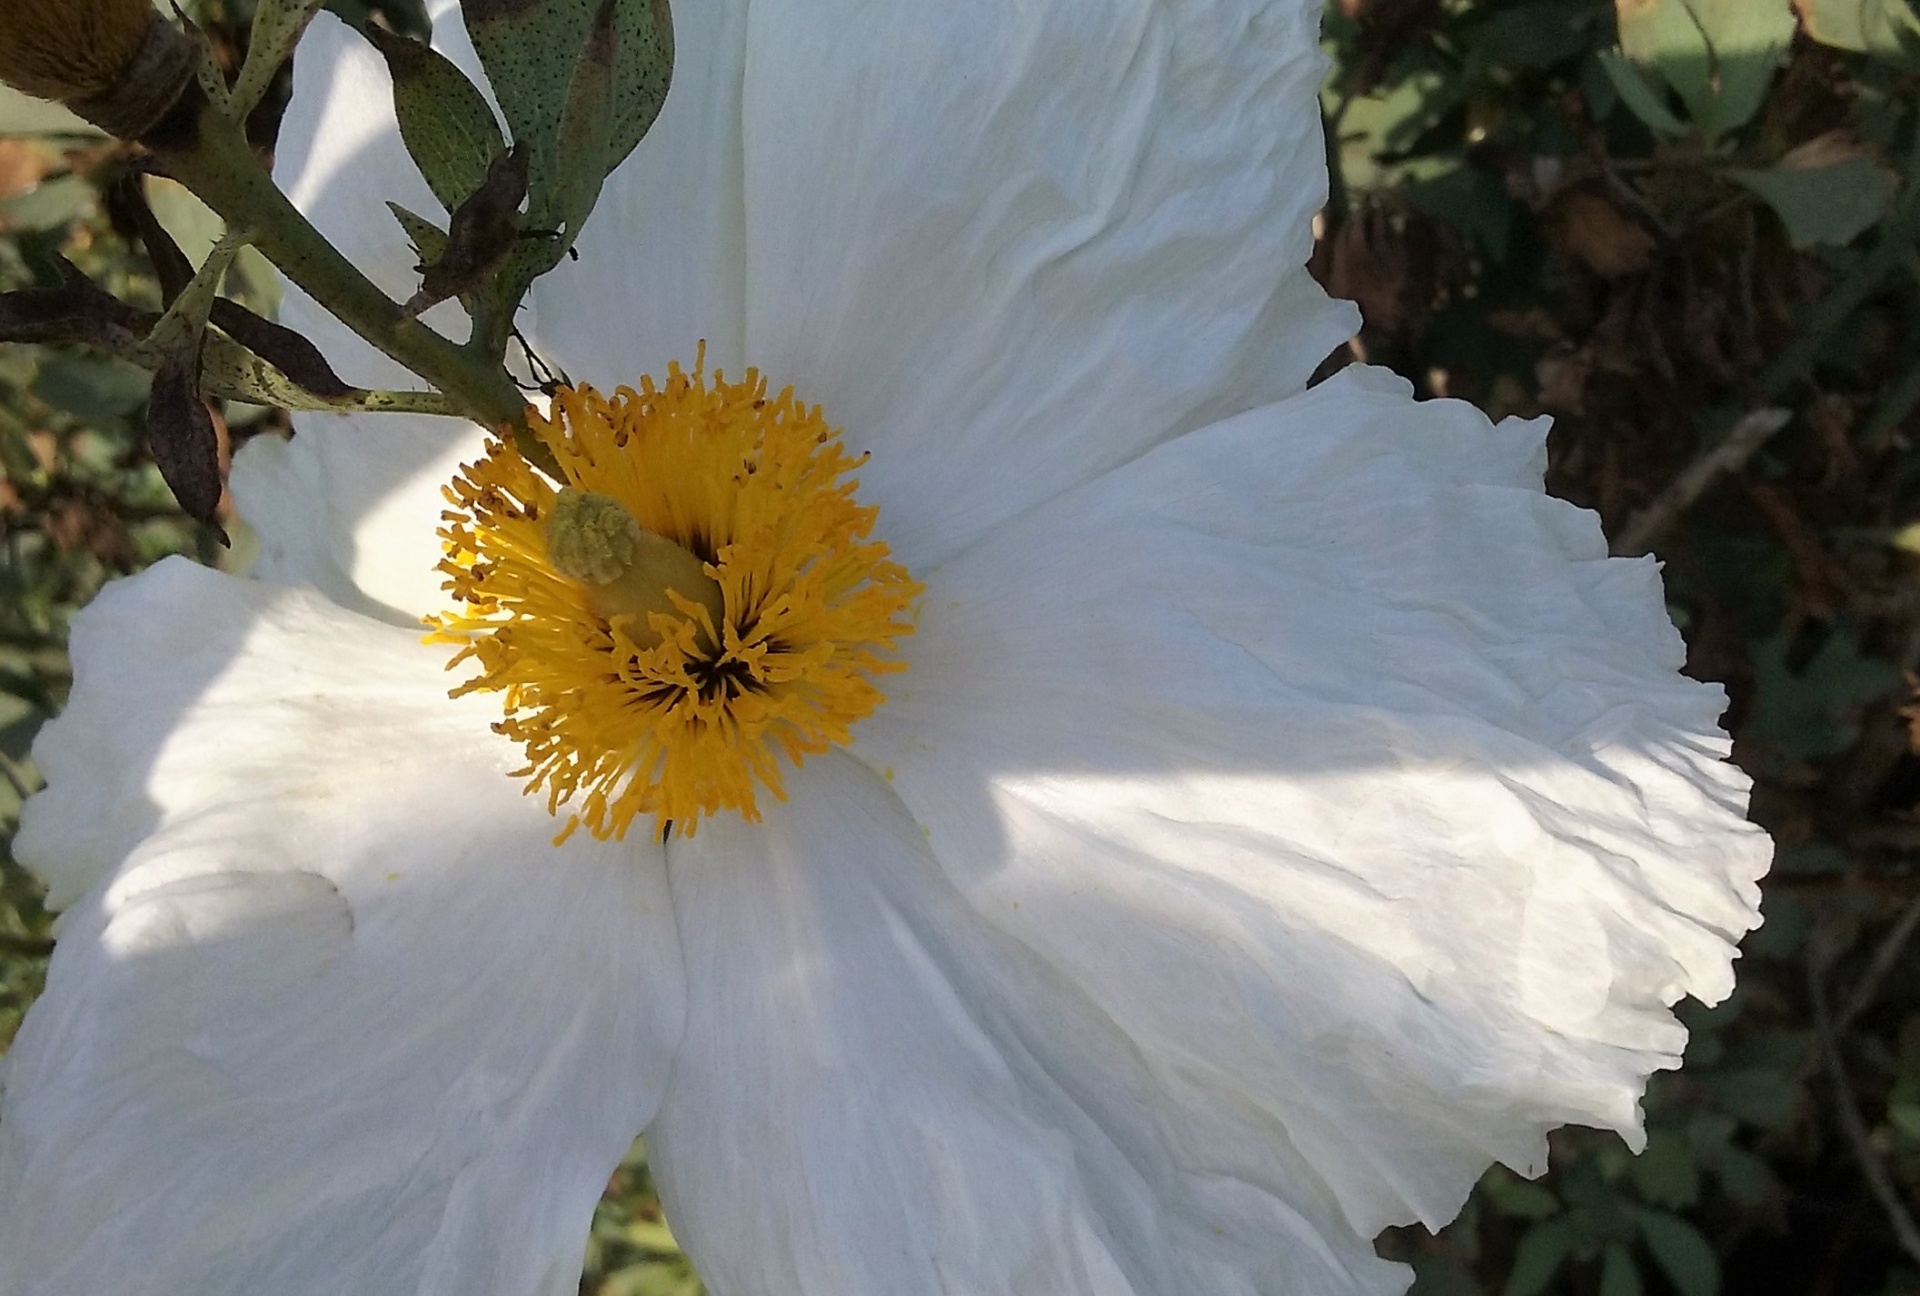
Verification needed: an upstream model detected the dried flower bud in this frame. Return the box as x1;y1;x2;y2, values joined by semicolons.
0;0;195;140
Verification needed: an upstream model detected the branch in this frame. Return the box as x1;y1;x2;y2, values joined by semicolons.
1807;956;1920;1267
1613;408;1791;555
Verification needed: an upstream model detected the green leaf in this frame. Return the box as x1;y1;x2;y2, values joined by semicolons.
365;25;506;215
233;1;328;118
460;0;671;209
1685;0;1796;132
1482;1169;1563;1220
1600;1244;1645;1296
1709;1142;1775;1207
31;355;149;422
0;176;91;233
1629;1129;1701;1208
1730;159;1899;247
1596;50;1688;134
1747;622;1904;758
1794;0;1920;59
605;0;672;173
1616;0;1717;127
1888;1102;1920;1139
1406;166;1516;259
1704;1065;1802;1127
1614;0;1793;135
387;202;449;265
1473;0;1597;68
1505;1218;1579;1296
550;0;618;239
1636;1212;1719;1296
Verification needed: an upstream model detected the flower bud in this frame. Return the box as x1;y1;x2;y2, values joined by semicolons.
0;0;195;139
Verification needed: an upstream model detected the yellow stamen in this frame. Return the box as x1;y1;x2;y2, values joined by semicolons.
429;348;922;843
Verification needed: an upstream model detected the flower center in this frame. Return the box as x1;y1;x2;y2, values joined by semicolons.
429;350;921;843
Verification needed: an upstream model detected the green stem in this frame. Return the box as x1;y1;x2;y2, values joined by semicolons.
159;99;531;438
346;389;463;416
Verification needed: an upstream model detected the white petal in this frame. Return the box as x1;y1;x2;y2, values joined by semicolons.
230;411;485;623
648;754;1407;1296
855;366;1770;1242
3;559;685;1296
739;0;1357;568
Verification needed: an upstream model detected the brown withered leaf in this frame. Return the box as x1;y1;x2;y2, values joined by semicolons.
110;175;352;398
148;334;228;542
105;173;195;302
1547;188;1656;278
405;142;529;318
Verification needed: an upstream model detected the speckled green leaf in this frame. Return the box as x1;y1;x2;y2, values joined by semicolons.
364;25;505;214
606;0;673;171
460;0;671;206
551;0;617;240
233;1;327;118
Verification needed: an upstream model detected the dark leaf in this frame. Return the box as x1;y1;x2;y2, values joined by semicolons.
207;299;352;399
405;142;527;318
147;334;227;539
0;256;151;348
104;175;193;303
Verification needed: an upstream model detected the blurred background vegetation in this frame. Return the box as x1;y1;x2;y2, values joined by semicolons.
0;0;1918;1293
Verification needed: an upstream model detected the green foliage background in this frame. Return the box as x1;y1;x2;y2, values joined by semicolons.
3;1;1920;1293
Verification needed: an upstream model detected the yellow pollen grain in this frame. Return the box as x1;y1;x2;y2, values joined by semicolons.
429;348;921;843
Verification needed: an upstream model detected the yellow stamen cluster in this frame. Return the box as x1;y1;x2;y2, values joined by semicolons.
431;353;921;843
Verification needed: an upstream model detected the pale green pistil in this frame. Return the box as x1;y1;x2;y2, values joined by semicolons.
543;488;725;642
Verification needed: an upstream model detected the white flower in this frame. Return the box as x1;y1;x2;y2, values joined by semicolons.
0;0;1769;1294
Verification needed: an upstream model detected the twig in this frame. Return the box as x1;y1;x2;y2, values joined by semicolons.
1838;894;1920;1033
1614;408;1791;555
1807;956;1920;1267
